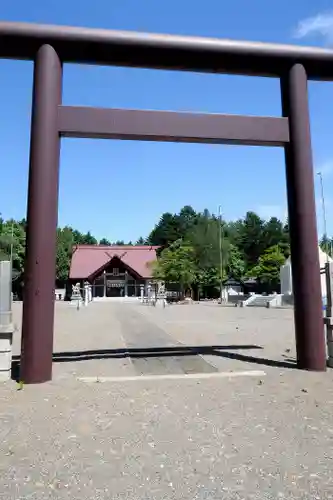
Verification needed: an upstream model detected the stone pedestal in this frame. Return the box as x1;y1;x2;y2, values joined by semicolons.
0;324;13;381
147;284;153;305
84;283;89;306
155;293;166;308
0;261;13;381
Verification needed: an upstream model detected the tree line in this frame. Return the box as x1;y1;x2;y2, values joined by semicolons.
0;216;138;286
0;207;330;294
148;206;290;295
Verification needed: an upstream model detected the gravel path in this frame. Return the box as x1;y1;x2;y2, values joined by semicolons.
1;371;333;499
1;301;332;498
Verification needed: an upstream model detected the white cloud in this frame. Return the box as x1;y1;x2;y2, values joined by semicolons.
294;11;333;45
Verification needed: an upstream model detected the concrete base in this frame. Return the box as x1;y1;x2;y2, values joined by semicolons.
155;298;166;308
70;299;83;309
282;294;294;306
0;325;13;382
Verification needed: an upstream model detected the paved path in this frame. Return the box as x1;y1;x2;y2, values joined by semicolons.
115;306;217;376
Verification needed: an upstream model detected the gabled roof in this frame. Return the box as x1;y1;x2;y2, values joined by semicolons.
69;245;158;280
243;277;258;285
224;278;242;286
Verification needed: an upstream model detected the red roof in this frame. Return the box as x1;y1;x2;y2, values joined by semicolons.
69;245;159;280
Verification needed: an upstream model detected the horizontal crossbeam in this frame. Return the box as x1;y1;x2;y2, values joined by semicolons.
58;106;289;146
1;22;333;79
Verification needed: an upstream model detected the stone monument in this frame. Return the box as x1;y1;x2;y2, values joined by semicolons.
71;282;82;309
155;281;167;308
83;281;92;306
147;283;153;305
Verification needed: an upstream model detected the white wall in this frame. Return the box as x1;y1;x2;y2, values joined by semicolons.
280;264;292;295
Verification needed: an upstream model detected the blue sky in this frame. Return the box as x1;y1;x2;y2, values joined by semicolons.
1;0;333;242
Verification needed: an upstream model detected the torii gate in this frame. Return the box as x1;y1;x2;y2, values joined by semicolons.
0;21;329;382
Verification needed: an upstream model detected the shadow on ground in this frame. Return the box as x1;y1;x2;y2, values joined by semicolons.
11;345;297;381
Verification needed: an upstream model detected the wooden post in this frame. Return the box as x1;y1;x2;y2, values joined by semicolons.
20;45;62;384
281;64;326;371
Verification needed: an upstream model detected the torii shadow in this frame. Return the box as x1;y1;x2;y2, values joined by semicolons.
11;344;297;381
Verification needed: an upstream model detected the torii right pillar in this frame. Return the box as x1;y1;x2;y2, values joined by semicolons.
281;63;326;371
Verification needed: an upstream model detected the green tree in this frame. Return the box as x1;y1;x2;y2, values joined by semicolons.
251;245;285;291
56;227;75;283
263;217;290;257
320;234;332;256
0;220;26;272
0;215;10;261
186;212;229;282
147;212;182;248
81;231;97;245
151;240;196;293
147;206;197;249
195;267;220;298
99;238;111;245
226;244;246;281
178;205;197;235
0;206;294;295
0;233;11;261
235;211;266;269
72;229;84;244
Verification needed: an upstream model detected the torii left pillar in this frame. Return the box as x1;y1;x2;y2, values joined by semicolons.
20;45;62;383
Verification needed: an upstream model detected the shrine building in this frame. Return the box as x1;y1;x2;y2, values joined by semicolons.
68;245;159;299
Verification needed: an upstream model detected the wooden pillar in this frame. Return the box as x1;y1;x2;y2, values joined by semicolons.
281;64;326;371
20;45;62;383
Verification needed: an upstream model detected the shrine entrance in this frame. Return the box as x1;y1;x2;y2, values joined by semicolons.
105;279;125;298
0;20;329;383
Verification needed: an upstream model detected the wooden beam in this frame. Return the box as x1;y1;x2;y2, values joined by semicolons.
1;21;333;78
58;106;289;146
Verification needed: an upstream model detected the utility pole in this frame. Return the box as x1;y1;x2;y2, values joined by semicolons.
218;205;224;304
317;171;329;259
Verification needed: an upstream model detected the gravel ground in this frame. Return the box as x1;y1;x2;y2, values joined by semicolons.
1;301;332;499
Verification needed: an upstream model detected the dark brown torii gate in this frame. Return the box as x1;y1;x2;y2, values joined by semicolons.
0;21;329;383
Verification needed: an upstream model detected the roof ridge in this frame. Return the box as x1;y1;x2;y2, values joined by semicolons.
75;244;159;250
70;244;158;280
